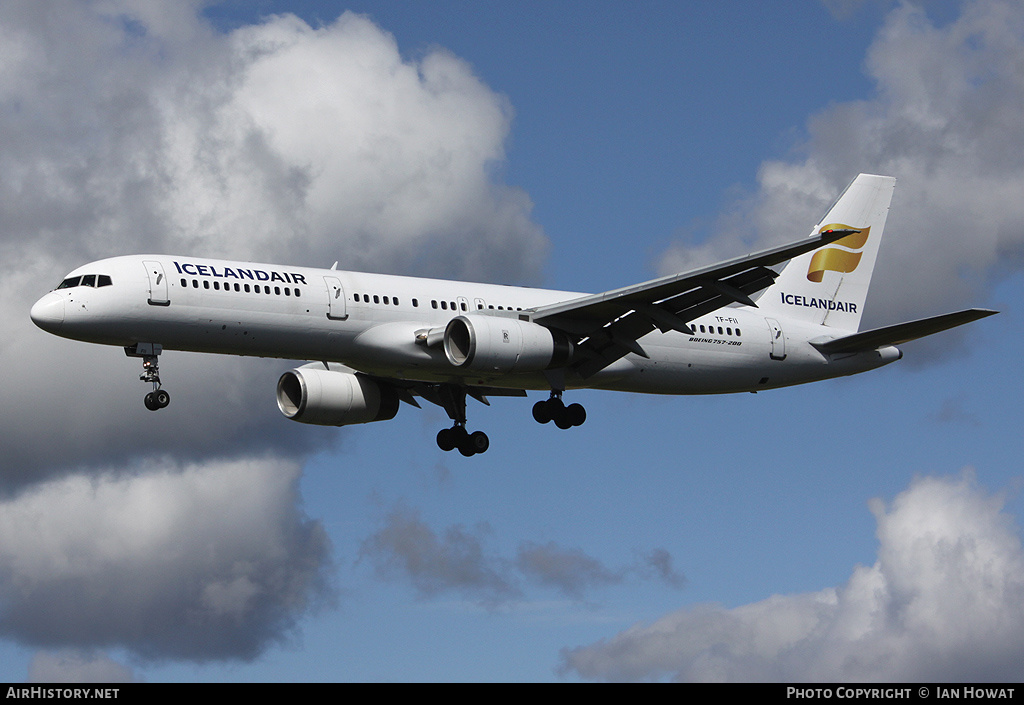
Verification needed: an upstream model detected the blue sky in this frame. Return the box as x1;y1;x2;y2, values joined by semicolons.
0;0;1021;682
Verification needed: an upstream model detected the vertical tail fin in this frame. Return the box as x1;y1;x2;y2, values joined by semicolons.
756;173;895;332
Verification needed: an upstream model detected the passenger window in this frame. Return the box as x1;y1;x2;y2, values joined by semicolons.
203;280;210;290
192;280;199;288
736;328;741;336
284;288;291;296
441;301;448;310
373;295;380;304
393;297;399;306
412;298;419;307
180;278;187;287
460;302;467;311
213;281;220;290
383;296;389;305
244;284;250;293
295;288;301;297
275;286;281;295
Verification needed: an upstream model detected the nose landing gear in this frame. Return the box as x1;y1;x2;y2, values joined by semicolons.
126;343;170;411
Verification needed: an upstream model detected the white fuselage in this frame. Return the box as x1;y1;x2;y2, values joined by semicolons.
30;254;901;395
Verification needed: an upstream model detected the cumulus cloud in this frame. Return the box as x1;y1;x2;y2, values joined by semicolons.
0;456;332;661
660;0;1024;335
360;506;684;604
0;0;546;489
560;473;1024;682
0;0;548;665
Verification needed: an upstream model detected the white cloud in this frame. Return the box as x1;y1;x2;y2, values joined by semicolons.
660;0;1024;335
561;472;1024;682
0;0;549;663
0;1;547;490
0;456;332;661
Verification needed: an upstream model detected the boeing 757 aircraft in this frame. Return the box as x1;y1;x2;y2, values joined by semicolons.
31;174;995;456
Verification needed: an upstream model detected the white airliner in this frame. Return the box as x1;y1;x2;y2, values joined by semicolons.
31;174;994;456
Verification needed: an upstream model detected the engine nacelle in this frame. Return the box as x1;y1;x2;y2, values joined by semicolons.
443;315;573;373
276;364;399;426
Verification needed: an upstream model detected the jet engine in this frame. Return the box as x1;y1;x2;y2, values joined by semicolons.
277;363;399;426
443;315;573;373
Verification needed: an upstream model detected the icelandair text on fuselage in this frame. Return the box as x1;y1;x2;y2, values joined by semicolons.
780;292;858;313
6;688;118;699
787;687;1016;699
173;261;308;285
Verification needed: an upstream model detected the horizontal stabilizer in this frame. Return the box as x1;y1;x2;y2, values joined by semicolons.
810;308;997;355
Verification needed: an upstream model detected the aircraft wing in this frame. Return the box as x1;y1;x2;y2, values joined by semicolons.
530;229;857;378
809;308;997;355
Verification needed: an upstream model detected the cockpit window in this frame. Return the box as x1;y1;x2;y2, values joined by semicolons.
55;274;113;290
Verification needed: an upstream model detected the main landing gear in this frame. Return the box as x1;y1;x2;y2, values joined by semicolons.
532;392;586;429
436;425;490;457
125;343;170;411
435;384;489;456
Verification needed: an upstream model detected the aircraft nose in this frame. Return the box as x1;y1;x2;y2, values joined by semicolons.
30;292;65;333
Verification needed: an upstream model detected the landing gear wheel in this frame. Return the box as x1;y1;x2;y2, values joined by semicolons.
553;406;573;429
436;427;457;452
468;430;489;455
127;344;169;413
532;400;552;424
438;425;488;456
535;395;585;429
435;385;489;457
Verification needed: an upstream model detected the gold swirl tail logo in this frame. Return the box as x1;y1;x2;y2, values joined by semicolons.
807;224;870;282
